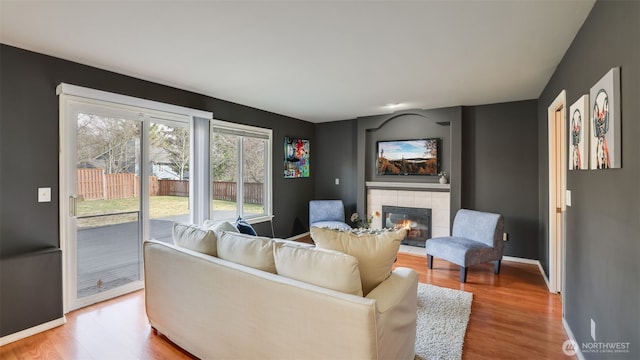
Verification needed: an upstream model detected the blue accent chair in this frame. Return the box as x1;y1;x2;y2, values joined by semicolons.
425;209;504;283
309;200;352;230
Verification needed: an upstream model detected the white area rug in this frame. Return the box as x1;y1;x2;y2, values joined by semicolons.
415;283;473;360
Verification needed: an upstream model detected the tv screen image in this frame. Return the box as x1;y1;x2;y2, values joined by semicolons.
376;138;439;175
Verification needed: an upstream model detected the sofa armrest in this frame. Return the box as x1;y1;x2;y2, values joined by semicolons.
366;267;417;313
365;267;418;360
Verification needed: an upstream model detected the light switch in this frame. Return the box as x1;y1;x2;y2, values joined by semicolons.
565;190;571;207
38;187;51;203
335;178;340;185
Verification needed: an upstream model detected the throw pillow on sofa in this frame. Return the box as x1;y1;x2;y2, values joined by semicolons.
235;216;257;236
273;241;363;296
217;232;276;273
202;220;239;239
311;227;407;295
172;223;218;257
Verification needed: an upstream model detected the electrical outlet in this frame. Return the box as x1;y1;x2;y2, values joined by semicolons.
335;178;340;185
503;232;508;241
38;187;51;203
591;318;596;341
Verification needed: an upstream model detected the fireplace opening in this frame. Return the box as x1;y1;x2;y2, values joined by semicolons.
382;205;431;247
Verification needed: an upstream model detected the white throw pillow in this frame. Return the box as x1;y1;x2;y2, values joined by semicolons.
273;242;363;296
172;223;218;257
217;232;276;273
202;220;239;239
311;227;406;295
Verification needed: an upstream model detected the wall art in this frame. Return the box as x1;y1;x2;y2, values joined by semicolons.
284;137;309;178
590;67;621;169
569;95;589;170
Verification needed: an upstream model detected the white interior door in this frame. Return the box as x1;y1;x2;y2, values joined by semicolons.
547;90;566;297
554;108;564;294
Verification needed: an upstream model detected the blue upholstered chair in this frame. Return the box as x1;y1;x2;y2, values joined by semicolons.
309;200;351;230
425;209;504;283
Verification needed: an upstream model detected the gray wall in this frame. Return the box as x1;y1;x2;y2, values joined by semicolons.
0;44;314;336
0;249;62;336
365;113;452;183
313;119;358;218
462;100;539;259
537;1;639;358
355;108;463;222
315;104;537;259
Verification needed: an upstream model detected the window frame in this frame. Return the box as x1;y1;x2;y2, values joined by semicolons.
210;120;273;224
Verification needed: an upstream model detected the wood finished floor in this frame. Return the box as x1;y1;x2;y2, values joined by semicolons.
1;252;572;360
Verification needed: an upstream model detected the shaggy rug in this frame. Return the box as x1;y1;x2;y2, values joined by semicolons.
414;283;473;360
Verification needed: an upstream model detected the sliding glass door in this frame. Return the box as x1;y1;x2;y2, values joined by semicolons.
64;101;144;310
61;95;192;311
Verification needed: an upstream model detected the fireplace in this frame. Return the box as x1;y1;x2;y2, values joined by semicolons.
382;205;431;247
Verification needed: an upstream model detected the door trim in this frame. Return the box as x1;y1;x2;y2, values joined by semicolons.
547;90;567;296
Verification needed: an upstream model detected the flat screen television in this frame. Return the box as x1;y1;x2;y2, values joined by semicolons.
376;138;440;176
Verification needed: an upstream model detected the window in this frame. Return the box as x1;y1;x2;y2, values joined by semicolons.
211;121;272;223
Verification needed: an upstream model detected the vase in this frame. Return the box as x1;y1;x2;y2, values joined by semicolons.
439;176;448;184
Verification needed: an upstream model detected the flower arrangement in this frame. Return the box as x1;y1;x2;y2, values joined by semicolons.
350;211;380;229
438;171;448;184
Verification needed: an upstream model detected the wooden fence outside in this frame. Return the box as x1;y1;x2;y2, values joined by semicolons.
77;169;140;200
159;179;189;197
76;169;263;203
212;181;263;204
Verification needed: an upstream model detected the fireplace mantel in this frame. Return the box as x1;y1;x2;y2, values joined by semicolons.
365;181;450;192
367;186;451;239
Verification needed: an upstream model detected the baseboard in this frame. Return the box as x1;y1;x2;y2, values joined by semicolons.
287;231;310;241
563;317;586;360
502;256;552;291
538;263;552;291
0;316;66;346
502;255;539;265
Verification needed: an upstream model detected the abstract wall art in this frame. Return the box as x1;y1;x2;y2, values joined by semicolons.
569;95;589;170
284;137;310;178
589;67;621;169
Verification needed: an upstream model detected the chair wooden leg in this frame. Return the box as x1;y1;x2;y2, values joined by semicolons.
494;260;501;274
427;255;433;269
460;267;468;283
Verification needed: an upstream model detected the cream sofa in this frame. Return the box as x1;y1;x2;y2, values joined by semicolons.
143;224;418;360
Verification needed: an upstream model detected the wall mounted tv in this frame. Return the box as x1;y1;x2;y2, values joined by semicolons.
376;138;440;176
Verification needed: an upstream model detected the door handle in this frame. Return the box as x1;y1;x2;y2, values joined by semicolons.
69;196;78;217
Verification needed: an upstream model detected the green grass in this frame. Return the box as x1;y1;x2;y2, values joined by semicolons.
77;196;263;228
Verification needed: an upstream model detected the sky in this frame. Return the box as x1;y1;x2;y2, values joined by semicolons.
378;139;435;160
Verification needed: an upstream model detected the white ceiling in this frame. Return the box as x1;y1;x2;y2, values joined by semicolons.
0;0;595;123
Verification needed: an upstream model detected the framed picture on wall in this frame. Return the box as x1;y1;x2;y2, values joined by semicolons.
589;67;621;169
568;95;589;170
284;137;310;178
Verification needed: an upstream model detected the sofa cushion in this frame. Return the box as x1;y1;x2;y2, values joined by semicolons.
273;242;363;296
172;223;218;257
273;238;316;249
311;227;406;295
217;232;276;273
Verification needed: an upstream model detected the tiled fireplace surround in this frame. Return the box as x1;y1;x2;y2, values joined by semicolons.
366;184;451;251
